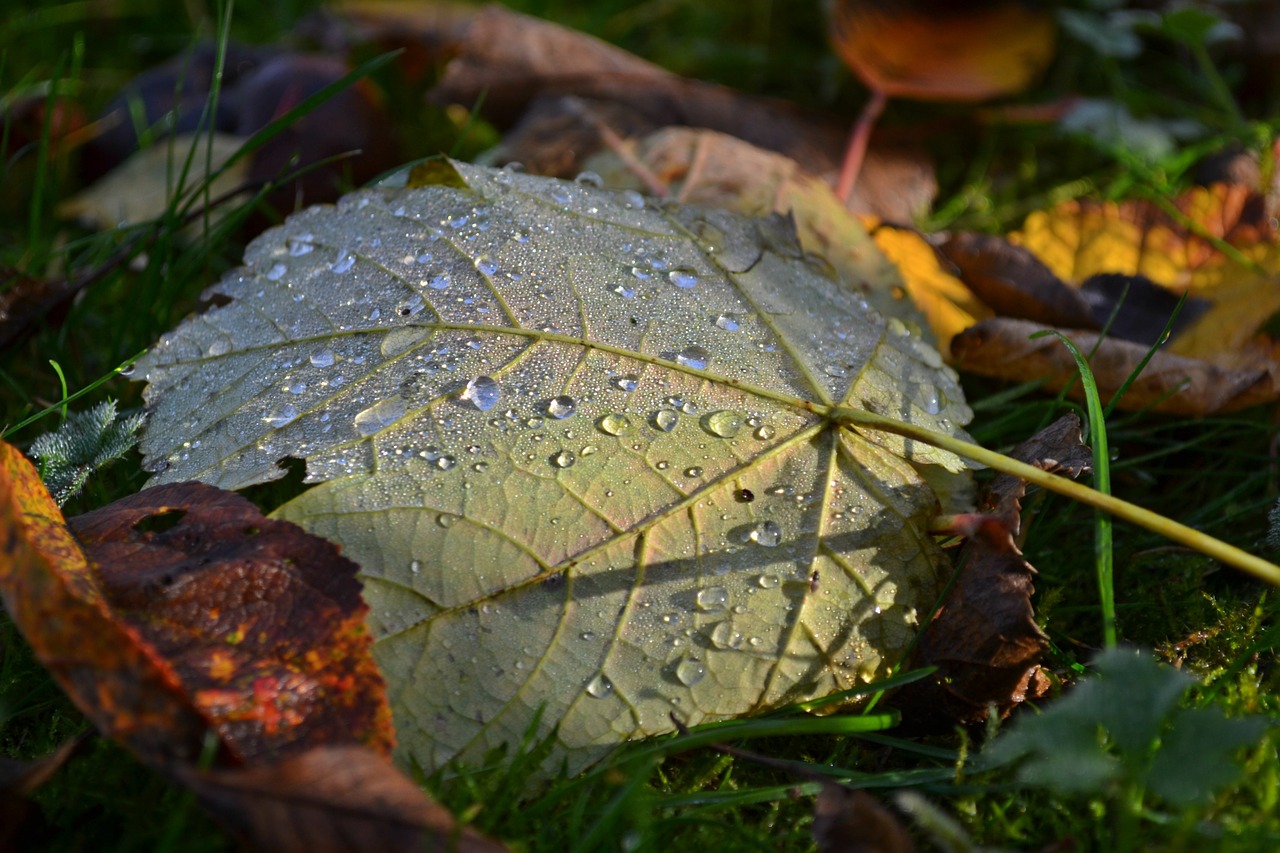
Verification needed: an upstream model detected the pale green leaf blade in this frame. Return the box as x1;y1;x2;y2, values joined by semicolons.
136;160;973;773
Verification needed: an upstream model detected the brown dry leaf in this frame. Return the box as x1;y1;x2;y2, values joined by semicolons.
178;745;508;853
940;232;1096;329
1011;185;1280;376
932;183;1280;413
813;785;916;853
66;481;395;762
828;0;1057;102
0;440;215;764
0;738;87;851
0;266;80;352
316;2;930;216
951;318;1276;415
894;416;1091;726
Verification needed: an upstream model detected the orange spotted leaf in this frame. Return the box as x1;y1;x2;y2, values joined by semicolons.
0;441;213;763
66;481;395;761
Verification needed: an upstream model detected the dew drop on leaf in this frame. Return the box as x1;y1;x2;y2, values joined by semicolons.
696;586;728;612
675;657;706;686
551;449;576;469
462;376;500;411
703;411;744;438
427;273;451;290
675;345;710;370
547;395;577;419
710;621;743;649
651;409;679;432
613;375;639;392
714;313;740;331
668;268;698;289
585;672;613;698
749;520;782;548
597;413;631;436
310;349;336;368
353;397;406;437
264;404;298;429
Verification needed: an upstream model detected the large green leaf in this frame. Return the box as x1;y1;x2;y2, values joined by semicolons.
136;161;973;773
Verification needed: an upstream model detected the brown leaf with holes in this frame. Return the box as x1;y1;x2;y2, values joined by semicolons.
66;481;394;762
178;745;508;853
0;441;215;764
894;416;1090;726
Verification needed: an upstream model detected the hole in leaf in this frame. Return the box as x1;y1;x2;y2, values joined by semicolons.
132;509;186;535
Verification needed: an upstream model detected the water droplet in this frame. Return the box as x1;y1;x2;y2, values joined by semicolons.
353;397;406;436
551;449;576;469
547;395;576;419
757;573;780;589
675;657;706;686
436;454;457;471
620;189;645;209
823;363;849;378
696;586;728;611
754;424;776;440
310;349;336;367
574;170;604;187
597;413;631;436
711;621;743;649
684;466;703;478
580;445;598;456
410;560;422;575
675;345;710;370
922;388;943;415
288;237;314;256
749;520;782;548
612;284;636;298
462;376;500;411
613;374;639;392
473;462;488;472
714;313;740;331
651;409;679;432
264;404;298;428
436;513;455;528
585;672;613;698
330;252;356;273
475;255;498;276
668;268;698;288
703;410;743;438
265;262;287;281
427;272;451;290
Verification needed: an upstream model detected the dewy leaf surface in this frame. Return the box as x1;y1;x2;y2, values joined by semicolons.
136;160;973;773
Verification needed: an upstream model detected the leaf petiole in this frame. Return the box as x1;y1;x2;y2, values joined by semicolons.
830;406;1280;587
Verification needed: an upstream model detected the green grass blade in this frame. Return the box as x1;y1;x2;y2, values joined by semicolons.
1031;330;1116;647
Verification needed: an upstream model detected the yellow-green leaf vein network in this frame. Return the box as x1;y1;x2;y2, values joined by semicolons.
136;161;973;774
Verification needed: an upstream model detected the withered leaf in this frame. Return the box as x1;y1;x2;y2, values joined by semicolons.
0;738;87;852
952;318;1275;415
178;745;508;853
67;481;395;762
0;441;214;764
940;232;1096;329
813;785;916;853
894;416;1090;726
